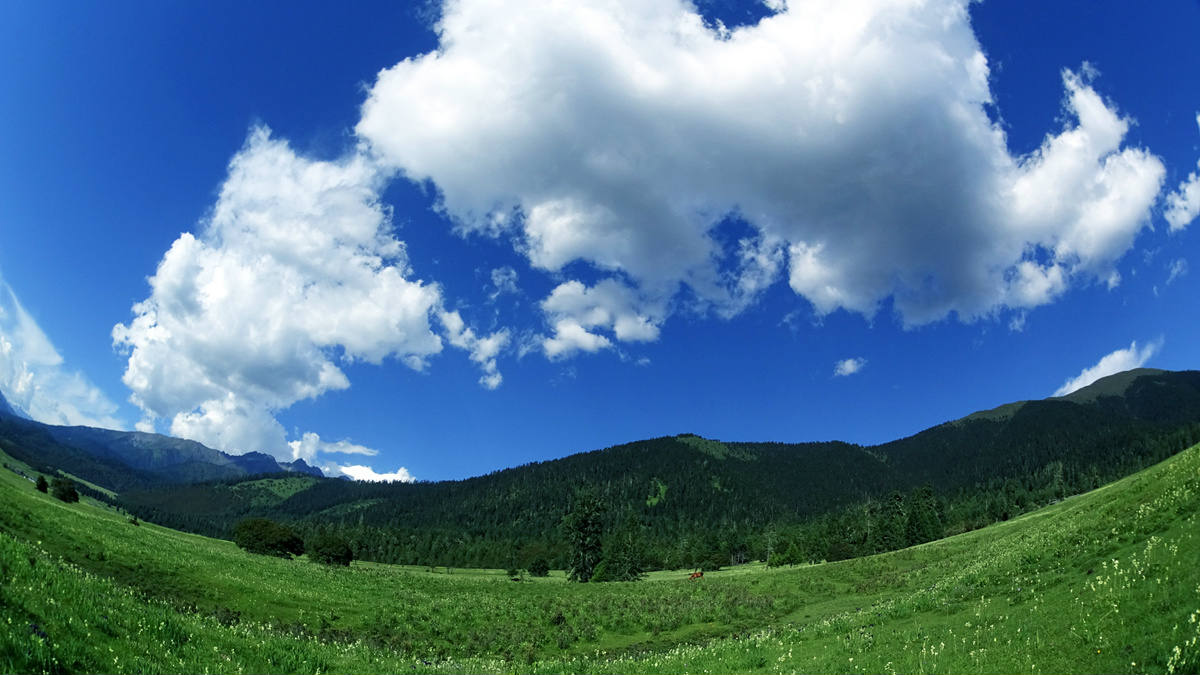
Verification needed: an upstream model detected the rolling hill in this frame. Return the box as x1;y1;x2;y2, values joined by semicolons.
2;423;1197;673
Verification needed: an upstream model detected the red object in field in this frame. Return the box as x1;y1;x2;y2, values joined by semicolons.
688;571;704;581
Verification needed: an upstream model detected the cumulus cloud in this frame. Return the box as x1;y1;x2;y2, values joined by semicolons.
833;357;867;377
357;0;1165;346
1165;116;1200;231
288;431;379;463
0;278;122;428
335;464;416;483
439;309;510;388
540;279;663;359
113;128;499;459
1053;339;1161;397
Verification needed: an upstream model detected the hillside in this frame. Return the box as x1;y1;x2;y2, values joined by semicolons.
2;430;1198;673
118;368;1200;569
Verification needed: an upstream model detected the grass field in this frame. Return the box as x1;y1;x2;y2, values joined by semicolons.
2;442;1199;674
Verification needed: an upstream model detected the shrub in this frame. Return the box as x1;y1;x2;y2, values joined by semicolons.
307;532;353;566
50;477;78;503
528;557;551;577
233;518;304;558
35;475;48;493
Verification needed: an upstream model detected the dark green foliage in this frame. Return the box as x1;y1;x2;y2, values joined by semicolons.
307;532;353;566
875;491;907;552
905;485;942;545
35;475;47;493
233;518;304;558
50;477;78;503
528;557;550;577
562;488;604;582
592;511;645;582
769;540;803;567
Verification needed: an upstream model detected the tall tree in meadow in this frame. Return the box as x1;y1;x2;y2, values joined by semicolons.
562;488;605;582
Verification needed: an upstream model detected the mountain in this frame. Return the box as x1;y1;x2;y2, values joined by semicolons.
280;458;324;477
0;390;29;420
0;397;322;490
119;368;1200;570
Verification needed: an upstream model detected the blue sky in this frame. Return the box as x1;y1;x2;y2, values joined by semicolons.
1;0;1198;481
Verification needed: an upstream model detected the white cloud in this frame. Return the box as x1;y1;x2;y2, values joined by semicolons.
488;266;520;300
540;279;662;359
335;464;416;483
721;234;785;318
1167;258;1188;285
439;309;510;388
833;357;867;377
357;0;1165;345
113;128;500;459
543;320;613;360
0;278;122;428
1165;118;1200;231
1008;312;1027;333
288;431;379;464
1053;339;1161;397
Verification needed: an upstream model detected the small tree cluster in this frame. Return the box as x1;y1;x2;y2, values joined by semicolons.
591;510;646;582
50;477;79;503
233;518;304;557
307;532;354;566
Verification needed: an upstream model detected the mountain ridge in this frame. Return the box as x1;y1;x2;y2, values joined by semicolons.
0;391;322;487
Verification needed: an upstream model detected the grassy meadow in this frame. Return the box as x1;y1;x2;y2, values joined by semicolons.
2;442;1199;674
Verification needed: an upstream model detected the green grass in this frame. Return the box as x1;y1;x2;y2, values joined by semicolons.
2;442;1199;674
227;476;321;506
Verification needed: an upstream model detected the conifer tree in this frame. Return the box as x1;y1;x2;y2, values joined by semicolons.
562;488;604;582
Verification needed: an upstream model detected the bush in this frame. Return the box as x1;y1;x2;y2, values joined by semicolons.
35;475;48;493
50;477;78;503
307;532;353;566
233;518;304;558
528;557;551;577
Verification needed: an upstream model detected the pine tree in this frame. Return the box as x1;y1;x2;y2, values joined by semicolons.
562;488;604;582
904;485;942;545
876;491;907;552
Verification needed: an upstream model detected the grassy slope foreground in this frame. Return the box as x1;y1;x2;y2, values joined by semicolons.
1;443;1199;674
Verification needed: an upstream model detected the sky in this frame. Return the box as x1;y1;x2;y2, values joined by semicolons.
1;0;1199;482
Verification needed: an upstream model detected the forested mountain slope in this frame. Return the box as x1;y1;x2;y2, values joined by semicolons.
118;368;1200;569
